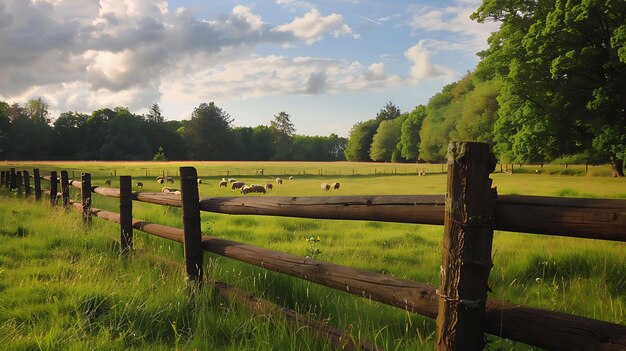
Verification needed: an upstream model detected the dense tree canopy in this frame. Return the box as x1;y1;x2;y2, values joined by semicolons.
472;0;626;175
0;99;346;162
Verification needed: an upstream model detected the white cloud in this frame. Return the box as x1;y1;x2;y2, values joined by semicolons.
407;3;499;55
274;9;358;44
405;41;454;82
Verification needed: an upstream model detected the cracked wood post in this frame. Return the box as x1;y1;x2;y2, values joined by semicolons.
81;173;91;225
180;166;203;282
119;175;133;253
436;142;497;351
49;171;58;206
33;168;42;200
23;170;31;199
60;170;70;208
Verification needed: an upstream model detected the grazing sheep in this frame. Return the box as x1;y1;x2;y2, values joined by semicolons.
320;183;330;191
419;172;426;176
229;178;237;183
288;176;293;180
265;183;273;191
197;179;203;184
173;190;181;195
219;180;228;188
104;179;111;185
231;181;245;190
331;182;340;190
166;176;174;183
156;176;165;184
156;176;164;181
136;181;143;188
275;177;283;185
161;187;172;193
242;184;266;194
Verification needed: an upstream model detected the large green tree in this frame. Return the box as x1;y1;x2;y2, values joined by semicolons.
183;102;234;160
270;111;295;160
344;119;378;161
473;0;626;176
370;118;403;162
399;105;427;162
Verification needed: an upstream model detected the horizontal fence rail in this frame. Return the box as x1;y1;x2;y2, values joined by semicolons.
111;192;625;242
64;203;626;351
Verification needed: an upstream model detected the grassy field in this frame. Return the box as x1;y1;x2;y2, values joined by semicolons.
0;161;624;350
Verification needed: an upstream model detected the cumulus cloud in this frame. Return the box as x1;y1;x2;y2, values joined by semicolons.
274;9;358;44
405;41;454;82
0;0;361;108
407;2;499;55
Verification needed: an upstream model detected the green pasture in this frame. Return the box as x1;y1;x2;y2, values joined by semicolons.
0;161;624;350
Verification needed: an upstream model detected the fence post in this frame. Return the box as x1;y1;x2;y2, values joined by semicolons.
49;171;58;206
60;171;70;208
16;171;23;195
23;170;31;199
119;176;133;253
6;169;10;188
436;142;497;351
81;173;91;225
1;171;4;187
180;166;203;283
10;168;16;190
33;169;42;200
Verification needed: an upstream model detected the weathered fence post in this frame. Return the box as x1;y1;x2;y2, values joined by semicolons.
49;171;58;206
119;175;133;253
23;170;31;198
16;171;23;195
33;169;42;200
180;166;203;282
436;142;497;351
60;171;70;208
10;168;16;190
81;173;91;225
6;169;10;188
1;171;4;188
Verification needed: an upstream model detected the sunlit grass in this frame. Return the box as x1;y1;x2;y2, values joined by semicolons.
1;161;625;350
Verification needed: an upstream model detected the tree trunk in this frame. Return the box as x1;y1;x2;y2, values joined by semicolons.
611;159;624;177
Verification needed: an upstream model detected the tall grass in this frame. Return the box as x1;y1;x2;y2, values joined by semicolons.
1;163;625;350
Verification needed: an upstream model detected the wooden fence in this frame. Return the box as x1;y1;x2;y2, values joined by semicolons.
1;142;625;351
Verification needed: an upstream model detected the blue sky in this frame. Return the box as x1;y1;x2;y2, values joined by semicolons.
0;0;499;136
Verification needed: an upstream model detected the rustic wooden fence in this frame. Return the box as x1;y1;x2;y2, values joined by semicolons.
1;142;625;351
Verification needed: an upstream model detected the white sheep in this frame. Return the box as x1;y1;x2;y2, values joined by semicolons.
242;184;266;194
231;181;245;190
229;178;237;183
320;183;330;191
166;176;174;183
104;179;111;185
156;176;165;184
219;180;228;188
275;177;283;185
136;181;143;188
197;179;203;184
161;187;172;193
331;182;340;190
288;176;293;180
265;183;273;191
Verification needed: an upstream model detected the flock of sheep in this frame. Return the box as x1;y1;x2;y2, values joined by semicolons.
216;176;341;195
103;174;341;196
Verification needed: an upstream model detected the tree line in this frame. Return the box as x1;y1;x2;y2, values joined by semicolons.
344;0;625;176
0;100;347;162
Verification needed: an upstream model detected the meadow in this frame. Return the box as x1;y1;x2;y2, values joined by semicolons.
0;161;624;350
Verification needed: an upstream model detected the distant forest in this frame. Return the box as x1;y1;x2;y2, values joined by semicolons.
0;100;347;162
1;0;624;176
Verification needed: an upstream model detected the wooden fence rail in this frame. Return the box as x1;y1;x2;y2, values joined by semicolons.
2;141;625;350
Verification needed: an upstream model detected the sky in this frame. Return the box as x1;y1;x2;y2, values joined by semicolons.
0;0;499;137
